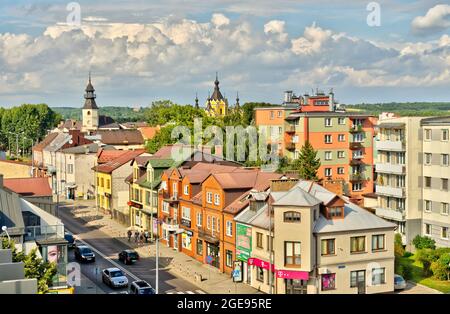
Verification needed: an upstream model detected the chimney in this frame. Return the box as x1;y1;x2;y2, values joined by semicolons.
328;89;335;112
270;178;299;192
321;179;344;196
284;91;293;103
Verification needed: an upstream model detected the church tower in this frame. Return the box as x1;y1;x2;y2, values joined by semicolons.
82;73;99;133
205;73;228;117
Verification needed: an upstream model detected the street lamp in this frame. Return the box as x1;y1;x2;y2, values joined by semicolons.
1;226;10;243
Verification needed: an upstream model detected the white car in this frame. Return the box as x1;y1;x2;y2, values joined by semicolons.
102;267;129;288
394;274;407;290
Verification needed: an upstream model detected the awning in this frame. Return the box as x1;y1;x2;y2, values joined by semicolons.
275;269;309;280
248;258;275;272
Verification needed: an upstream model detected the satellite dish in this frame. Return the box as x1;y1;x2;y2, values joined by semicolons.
69;140;74;144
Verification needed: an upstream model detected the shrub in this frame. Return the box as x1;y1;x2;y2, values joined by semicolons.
402;263;413;280
403;251;413;258
412;235;436;250
431;253;450;281
416;248;440;277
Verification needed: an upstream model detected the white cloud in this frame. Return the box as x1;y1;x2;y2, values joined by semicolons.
211;13;230;28
411;4;450;35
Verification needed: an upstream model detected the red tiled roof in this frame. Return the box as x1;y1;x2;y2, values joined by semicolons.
93;149;146;173
138;126;160;140
153;144;194;158
33;133;59;152
97;149;128;164
3;177;52;197
210;170;282;190
96;129;144;145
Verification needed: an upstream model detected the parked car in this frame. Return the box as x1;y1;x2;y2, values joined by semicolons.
394;274;407;290
118;249;139;265
74;245;96;263
129;280;156;294
65;232;76;249
102;268;129;288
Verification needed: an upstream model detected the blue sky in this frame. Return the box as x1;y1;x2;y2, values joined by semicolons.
0;0;449;107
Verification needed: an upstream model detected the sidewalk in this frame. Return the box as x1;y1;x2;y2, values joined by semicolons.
66;199;261;294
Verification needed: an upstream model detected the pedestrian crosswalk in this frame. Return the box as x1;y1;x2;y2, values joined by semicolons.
166;289;207;294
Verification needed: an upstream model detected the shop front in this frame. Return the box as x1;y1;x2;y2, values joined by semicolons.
236;223;252;284
248;257;275;293
276;269;310;294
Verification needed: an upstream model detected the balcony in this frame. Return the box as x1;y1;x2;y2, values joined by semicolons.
349;141;363;150
349;173;366;182
349;125;363;133
376;140;405;152
375;163;406;175
350;159;365;166
376;185;405;198
24;224;65;243
161;191;179;204
198;227;220;244
285;142;296;151
375;207;405;222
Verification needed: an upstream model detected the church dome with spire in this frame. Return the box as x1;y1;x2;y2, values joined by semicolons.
205;73;228;117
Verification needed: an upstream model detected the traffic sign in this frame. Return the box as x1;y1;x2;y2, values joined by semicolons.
232;270;241;278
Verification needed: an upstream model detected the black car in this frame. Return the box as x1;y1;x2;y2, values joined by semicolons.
65;232;75;249
130;280;156;294
74;245;96;262
118;250;139;265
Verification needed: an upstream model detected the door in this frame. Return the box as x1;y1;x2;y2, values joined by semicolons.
173;234;178;250
352;270;366;294
285;279;307;294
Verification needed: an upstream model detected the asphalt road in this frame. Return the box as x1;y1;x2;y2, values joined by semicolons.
59;204;205;294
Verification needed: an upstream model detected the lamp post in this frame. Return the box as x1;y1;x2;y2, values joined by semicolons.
1;226;10;243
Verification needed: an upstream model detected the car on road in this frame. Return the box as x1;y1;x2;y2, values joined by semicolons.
118;249;140;265
394;274;407;290
65;232;76;249
74;245;96;263
102;268;129;288
129;280;156;294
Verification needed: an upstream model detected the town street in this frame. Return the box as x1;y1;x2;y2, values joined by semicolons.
59;204;206;294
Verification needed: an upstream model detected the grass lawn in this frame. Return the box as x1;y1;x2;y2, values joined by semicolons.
398;255;450;293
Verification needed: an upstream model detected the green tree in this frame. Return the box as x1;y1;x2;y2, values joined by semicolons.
412;235;436;250
294;141;321;181
1;238;57;294
394;233;405;257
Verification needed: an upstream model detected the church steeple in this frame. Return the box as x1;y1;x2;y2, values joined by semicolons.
211;72;224;101
84;72;98;110
195;93;199;109
235;91;240;109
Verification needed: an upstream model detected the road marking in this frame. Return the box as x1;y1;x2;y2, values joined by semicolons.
66;228;141;282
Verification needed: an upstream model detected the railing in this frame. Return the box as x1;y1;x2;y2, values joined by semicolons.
24;224;65;242
349;173;365;181
349;142;363;149
375;185;406;198
375;163;406;174
349;125;363;133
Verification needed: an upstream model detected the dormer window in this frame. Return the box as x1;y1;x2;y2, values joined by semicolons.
284;211;301;223
328;206;344;219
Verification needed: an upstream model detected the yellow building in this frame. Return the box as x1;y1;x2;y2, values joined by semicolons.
96;172;112;212
205;73;229;118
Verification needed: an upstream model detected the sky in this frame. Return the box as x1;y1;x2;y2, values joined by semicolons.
0;0;450;108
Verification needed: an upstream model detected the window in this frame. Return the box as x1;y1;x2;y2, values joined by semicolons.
226;221;233;237
182;233;192;250
284;241;301;266
161;180;167;190
425;224;431;235
266;235;273;252
211;217;216;232
270;111;274;120
372;235;385;251
352;183;362;191
325;134;332;144
145;191;150;205
350;236;366;253
325;168;332;177
325;151;332;160
442;178;448;191
162;202;169;213
442;227;449;239
183;185;189;195
441;203;449;215
196;239;203;256
226;250;233;268
425;129;431;140
337;167;345;175
325;118;332;127
442;154;449;166
329;207;343;218
278;127;283;135
338;134;345;142
425;177;431;188
372;268;386;285
97;177;100;186
321;273;336;291
350;270;365;288
106;179;110;189
207;216;211;230
442;129;449;141
197;212;202;227
257;267;264;282
425;153;432;165
278;111;282;118
67;164;74;174
353;150;363;159
338;151;345;158
101;178;104;188
321;239;335;256
353;133;363;142
181;207;190;221
425;200;432;212
256;232;263;249
338;117;346;125
206;192;213;204
284;211;301;223
214;193;221;205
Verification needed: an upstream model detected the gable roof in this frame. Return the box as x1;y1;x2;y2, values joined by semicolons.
3;178;52;197
0;186;25;236
61;143;99;154
33;133;59;152
93;149;146;173
96;129;144;145
97;149;128;164
272;186;322;207
210;171;282;191
138;126;160;140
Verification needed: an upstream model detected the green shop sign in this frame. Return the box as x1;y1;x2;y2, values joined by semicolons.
236;223;252;262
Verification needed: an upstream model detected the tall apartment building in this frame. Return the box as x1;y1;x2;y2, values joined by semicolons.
375;117;423;247
254;90;375;202
421;117;450;247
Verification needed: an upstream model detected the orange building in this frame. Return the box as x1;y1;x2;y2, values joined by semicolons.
158;164;282;274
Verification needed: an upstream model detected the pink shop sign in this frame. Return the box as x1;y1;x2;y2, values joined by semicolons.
275;269;309;280
248;258;275;272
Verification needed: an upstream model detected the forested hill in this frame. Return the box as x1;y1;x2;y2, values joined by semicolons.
52;106;146;122
346;102;450;116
